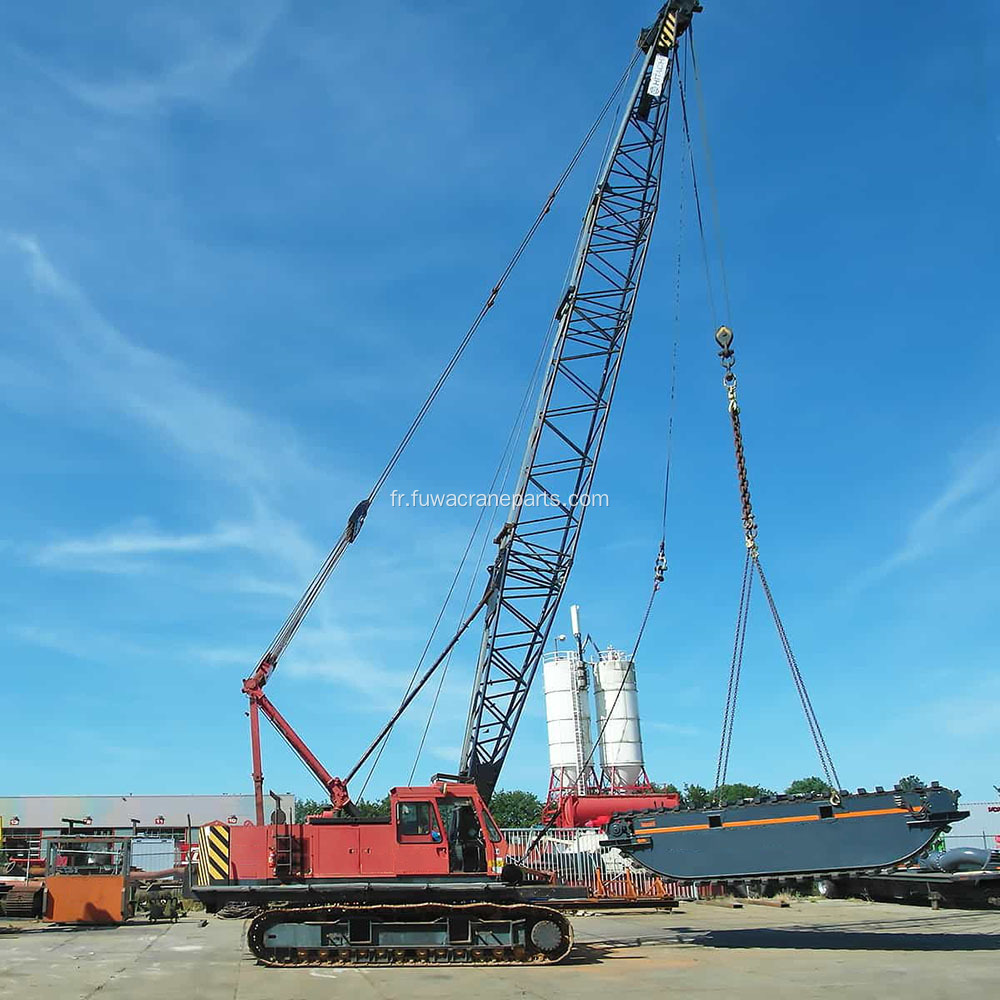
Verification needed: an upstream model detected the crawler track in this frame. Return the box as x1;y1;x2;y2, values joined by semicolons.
247;901;573;966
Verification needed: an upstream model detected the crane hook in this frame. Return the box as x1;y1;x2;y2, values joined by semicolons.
715;324;733;355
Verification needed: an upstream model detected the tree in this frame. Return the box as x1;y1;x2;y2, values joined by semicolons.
488;789;543;828
652;782;681;800
785;776;833;796
714;782;774;803
294;798;326;823
294;794;390;823
356;795;390;818
682;784;712;809
898;775;924;791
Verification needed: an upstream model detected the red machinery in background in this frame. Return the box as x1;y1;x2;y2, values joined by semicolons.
546;791;680;830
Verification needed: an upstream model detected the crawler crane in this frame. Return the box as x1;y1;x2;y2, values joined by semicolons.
194;2;964;965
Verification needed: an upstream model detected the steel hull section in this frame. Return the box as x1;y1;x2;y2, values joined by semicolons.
602;786;967;881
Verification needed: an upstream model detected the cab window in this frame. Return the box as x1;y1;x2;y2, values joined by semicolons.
481;806;502;843
396;801;441;842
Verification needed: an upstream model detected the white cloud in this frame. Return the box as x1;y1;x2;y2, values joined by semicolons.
858;427;1000;586
6;233;329;498
10;624;161;662
22;2;284;115
36;522;255;565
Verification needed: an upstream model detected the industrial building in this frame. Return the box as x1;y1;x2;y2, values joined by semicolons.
0;793;295;873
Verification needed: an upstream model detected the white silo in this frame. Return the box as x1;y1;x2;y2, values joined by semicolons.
593;647;648;790
541;649;596;794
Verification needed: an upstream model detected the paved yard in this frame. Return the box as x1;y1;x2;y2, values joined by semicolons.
1;899;998;999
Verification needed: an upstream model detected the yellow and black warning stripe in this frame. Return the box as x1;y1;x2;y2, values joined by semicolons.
657;11;678;52
199;823;231;884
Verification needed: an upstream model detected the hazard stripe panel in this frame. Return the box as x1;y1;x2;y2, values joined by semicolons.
201;824;231;883
658;12;677;51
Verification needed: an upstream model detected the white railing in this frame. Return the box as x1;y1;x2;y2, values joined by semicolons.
502;827;703;900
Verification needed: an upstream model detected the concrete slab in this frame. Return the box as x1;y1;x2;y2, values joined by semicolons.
1;899;997;1000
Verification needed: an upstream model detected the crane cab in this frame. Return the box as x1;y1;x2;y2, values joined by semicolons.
202;782;507;887
388;783;507;876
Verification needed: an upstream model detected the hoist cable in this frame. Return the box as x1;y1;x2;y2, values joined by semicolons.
626;55;688;672
369;281;562;794
363;319;557;796
403;283;563;786
755;558;841;792
712;328;842;797
258;50;643;671
676;60;717;330
342;593;490;788
366;52;642;503
713;548;752;796
688;25;732;325
356;515;478;799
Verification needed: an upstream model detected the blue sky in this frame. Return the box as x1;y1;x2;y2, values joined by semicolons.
2;1;998;805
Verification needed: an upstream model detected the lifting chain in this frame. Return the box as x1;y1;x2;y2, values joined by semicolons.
711;324;843;802
715;325;758;558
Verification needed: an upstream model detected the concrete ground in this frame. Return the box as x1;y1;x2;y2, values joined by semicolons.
1;899;998;1000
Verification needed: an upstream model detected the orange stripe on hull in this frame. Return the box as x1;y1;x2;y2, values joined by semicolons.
642;807;908;836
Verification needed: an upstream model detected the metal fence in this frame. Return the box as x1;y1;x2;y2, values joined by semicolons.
502;827;706;900
946;833;1000;853
1;832;188;885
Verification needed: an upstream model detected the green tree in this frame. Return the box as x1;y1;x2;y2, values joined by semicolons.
898;775;924;791
356;795;390;818
682;784;712;809
488;789;543;828
714;782;774;803
785;776;833;796
652;782;681;799
294;798;326;823
294;795;390;822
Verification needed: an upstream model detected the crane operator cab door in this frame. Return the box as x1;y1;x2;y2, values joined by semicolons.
392;799;450;876
438;795;503;874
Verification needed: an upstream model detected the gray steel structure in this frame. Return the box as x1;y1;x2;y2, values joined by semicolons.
603;785;967;881
460;4;692;798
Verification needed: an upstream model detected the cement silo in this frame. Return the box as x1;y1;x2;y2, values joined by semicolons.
593;647;649;790
541;649;596;794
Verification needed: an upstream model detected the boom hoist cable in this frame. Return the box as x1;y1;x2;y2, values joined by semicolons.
238;49;647;820
626;62;689;669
